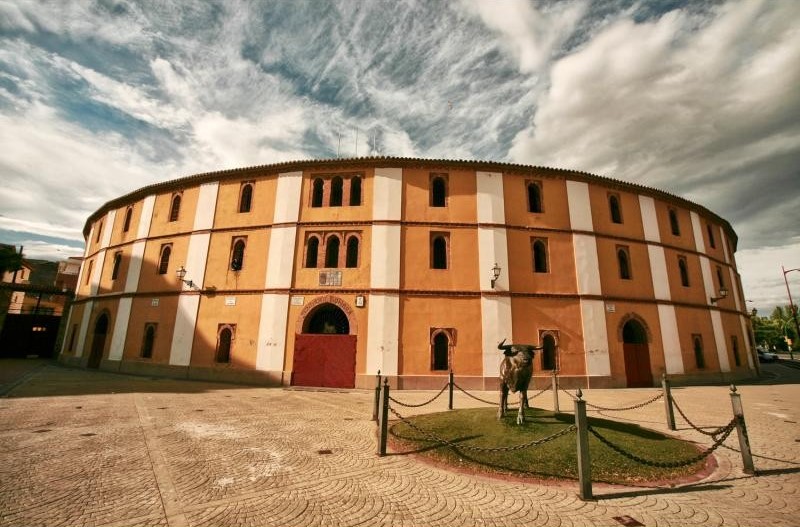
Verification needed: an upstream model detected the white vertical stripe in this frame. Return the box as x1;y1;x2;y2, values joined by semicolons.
366;294;400;376
478;228;509;291
638;195;661;243
657;304;684;374
699;256;715;304
476;171;505;224
566;180;593;231
108;297;132;361
710;310;730;372
690;211;706;253
89;250;106;296
728;267;742;311
137;195;156;239
193;182;219;231
373;167;402;221
169;295;200;366
256;294;290;371
264;226;297;289
75;300;94;358
184;233;211;289
648;245;671;300
581;300;611;376
59;308;75;356
125;241;146;293
480;296;513;378
273;171;303;223
369;224;401;289
573;234;602;296
100;210;116;249
720;225;731;264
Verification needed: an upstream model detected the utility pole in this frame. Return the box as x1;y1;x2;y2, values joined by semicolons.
782;266;800;360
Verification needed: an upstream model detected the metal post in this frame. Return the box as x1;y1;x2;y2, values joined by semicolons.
662;373;676;431
377;379;390;457
729;384;755;474
574;388;592;500
448;370;454;410
552;370;560;413
372;370;381;422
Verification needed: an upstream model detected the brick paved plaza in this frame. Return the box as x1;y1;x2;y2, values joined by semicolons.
1;361;799;527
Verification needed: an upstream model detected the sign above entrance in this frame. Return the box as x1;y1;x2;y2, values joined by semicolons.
291;296;305;306
355;295;365;308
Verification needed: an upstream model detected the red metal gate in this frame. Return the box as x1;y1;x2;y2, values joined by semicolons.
623;342;652;387
292;334;356;389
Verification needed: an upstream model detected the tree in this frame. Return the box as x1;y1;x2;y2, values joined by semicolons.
0;245;23;275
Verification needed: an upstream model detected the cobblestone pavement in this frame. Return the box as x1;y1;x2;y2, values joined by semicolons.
1;362;798;527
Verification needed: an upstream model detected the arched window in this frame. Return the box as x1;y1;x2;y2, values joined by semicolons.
169;194;181;222
311;178;324;208
230;238;245;271
732;336;740;367
609;194;622;224
669;208;680;236
346;236;359;268
542;333;556;370
239;183;253;213
158;245;171;275
693;335;705;368
527;181;542;213
617;247;631;280
350;177;362;206
431;234;448;269
716;266;725;289
533;239;548;273
707;224;716;248
306;236;319;268
325;235;340;268
96;221;103;242
122;208;133;233
678;256;690;286
330;177;343;207
431;331;450;371
111;252;122;280
431;176;447;207
141;323;156;358
216;325;234;363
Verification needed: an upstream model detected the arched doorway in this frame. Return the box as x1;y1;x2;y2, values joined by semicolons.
622;318;652;387
88;313;109;369
292;301;356;388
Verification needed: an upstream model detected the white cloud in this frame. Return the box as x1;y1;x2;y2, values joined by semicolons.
737;241;800;313
461;0;588;73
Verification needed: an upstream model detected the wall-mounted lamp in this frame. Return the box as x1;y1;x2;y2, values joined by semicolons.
710;286;728;304
491;262;502;289
176;265;199;290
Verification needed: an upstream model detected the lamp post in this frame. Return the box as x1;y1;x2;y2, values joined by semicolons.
490;263;502;289
710;286;728;304
176;265;198;290
781;266;799;360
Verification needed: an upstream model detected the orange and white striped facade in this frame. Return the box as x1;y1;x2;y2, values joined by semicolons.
59;157;757;389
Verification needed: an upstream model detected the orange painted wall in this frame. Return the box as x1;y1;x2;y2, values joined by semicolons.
588;185;645;240
398;296;483;376
400;226;480;291
675;306;721;373
299;169;374;223
136;236;190;293
503;172;571;229
123;296;179;363
506;229;577;294
294;227;371;290
603;303;666;382
654;199;696;252
147;186;199;237
596;238;654;300
213;175;277;229
191;294;263;369
204;230;271;291
402;168;477;223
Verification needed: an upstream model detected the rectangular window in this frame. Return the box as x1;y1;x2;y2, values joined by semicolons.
85;260;93;284
110;252;122;280
531;238;549;273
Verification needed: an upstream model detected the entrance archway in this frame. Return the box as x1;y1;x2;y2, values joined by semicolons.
292;301;356;388
622;318;652;387
88;313;109;369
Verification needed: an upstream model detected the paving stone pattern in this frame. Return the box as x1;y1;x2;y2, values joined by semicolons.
1;363;799;526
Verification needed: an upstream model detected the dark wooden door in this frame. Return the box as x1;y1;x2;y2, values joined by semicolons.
623;342;652;387
292;334;356;388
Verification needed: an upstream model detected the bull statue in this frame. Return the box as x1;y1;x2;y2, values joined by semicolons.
497;338;542;425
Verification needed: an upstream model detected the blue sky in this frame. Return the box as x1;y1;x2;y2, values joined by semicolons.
0;0;798;312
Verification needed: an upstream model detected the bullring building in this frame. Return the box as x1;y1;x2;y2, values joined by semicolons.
59;157;757;389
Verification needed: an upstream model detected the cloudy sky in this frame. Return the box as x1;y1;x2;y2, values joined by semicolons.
0;0;798;312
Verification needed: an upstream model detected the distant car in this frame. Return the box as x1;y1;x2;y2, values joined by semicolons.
758;350;778;363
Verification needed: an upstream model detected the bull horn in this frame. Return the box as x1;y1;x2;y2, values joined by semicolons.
497;338;513;351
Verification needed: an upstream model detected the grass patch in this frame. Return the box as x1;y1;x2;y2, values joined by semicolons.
389;407;707;485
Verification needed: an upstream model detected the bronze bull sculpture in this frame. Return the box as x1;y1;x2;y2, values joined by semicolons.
497;338;542;425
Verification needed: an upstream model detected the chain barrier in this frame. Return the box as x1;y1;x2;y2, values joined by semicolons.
559;388;663;412
452;382;552;408
587;417;737;468
671;397;732;437
389;405;576;453
388;383;449;408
